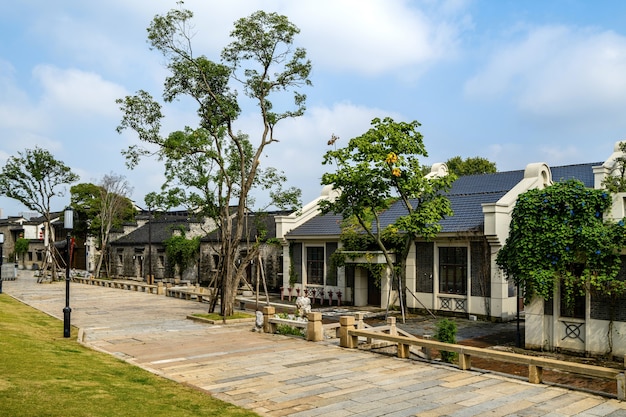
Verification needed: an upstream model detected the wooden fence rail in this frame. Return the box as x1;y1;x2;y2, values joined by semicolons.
338;315;626;400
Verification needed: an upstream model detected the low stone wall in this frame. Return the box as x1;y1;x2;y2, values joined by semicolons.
72;277;163;295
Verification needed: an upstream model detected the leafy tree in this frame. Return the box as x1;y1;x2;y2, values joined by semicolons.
422;156;497;176
117;6;310;316
14;237;29;267
445;156;496;176
71;173;135;277
0;147;79;279
496;179;626;306
320;117;455;319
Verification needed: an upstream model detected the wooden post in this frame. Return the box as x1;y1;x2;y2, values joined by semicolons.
617;373;625;401
458;352;472;370
387;316;397;336
529;364;543;384
397;343;410;358
339;316;358;348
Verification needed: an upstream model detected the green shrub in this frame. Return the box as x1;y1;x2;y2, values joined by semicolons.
276;324;305;337
435;318;457;363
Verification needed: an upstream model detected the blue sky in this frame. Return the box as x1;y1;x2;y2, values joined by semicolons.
2;0;626;217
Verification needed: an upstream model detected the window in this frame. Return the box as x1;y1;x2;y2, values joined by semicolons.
439;247;467;295
306;247;324;285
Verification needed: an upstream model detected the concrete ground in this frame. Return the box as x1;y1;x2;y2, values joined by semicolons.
4;272;626;417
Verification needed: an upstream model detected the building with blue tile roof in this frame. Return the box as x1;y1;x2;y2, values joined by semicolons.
275;142;626;356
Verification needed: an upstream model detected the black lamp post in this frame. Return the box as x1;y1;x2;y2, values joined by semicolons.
63;206;73;338
0;232;4;294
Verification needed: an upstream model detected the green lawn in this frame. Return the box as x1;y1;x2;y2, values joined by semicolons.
0;295;259;417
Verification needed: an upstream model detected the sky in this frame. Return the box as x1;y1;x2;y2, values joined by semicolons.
2;0;626;217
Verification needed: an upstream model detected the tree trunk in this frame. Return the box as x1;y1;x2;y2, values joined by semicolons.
95;248;104;278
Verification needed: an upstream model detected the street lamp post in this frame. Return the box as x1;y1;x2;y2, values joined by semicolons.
63;206;74;338
0;232;4;294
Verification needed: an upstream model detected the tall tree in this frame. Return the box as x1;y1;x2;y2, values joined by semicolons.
71;174;135;277
0;147;79;279
117;6;310;316
320;117;455;319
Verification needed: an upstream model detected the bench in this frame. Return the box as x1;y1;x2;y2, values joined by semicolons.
165;287;213;302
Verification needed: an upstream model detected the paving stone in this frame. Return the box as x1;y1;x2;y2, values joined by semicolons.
5;275;626;417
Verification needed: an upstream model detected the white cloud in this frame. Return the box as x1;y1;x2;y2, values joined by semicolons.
108;0;468;78
285;0;464;76
34;66;127;118
465;25;626;123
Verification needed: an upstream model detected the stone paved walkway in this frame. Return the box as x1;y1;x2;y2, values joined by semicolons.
4;274;626;416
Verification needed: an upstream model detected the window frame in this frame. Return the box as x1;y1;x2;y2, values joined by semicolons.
438;246;468;295
306;246;325;285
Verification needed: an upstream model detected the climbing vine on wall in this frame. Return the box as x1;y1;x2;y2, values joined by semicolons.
496;179;626;307
164;229;200;277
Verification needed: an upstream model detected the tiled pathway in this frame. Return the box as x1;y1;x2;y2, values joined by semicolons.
5;275;626;416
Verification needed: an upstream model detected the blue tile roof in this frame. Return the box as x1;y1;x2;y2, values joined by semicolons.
285;213;343;237
552;163;599;187
285;162;600;237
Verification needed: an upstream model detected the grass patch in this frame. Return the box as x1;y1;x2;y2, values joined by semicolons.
0;295;259;417
191;312;254;321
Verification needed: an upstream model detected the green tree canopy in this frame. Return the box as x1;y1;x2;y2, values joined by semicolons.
117;6;310;316
320;117;455;318
0;147;79;278
445;156;497;176
496;179;626;304
422;156;497;176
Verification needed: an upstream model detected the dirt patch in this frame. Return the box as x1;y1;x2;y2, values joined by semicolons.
458;332;621;396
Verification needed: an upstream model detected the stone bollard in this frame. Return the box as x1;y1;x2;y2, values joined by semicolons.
263;306;276;334
306;312;323;342
355;312;365;329
339;316;358;348
355;313;371;343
